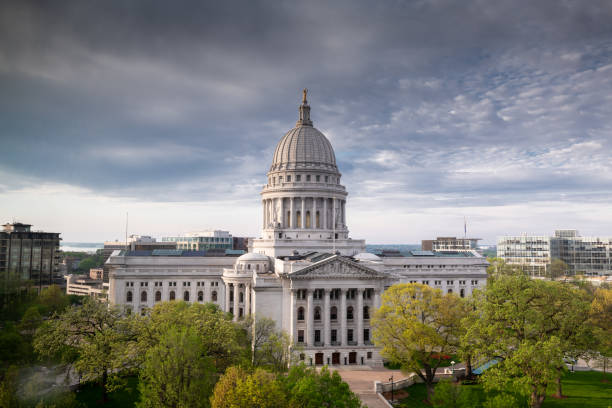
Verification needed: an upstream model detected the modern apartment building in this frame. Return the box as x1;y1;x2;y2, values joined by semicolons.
162;230;233;251
421;237;481;252
0;222;61;295
497;230;612;276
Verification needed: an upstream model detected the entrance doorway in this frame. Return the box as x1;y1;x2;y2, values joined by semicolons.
348;352;357;364
315;353;324;365
332;352;340;365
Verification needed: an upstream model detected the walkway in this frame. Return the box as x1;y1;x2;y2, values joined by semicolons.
334;367;408;408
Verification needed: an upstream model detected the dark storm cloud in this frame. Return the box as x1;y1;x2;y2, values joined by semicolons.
1;0;612;207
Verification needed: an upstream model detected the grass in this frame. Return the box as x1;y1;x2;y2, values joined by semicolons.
395;371;612;408
75;376;140;407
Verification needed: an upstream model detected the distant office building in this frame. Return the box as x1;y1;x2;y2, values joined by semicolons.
497;235;550;276
102;236;176;282
497;230;612;276
421;237;481;252
0;222;61;294
90;268;104;280
65;274;108;301
162;230;233;251
232;236;251;252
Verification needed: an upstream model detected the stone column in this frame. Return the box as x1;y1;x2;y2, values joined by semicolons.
340;289;347;346
233;283;239;321
246;284;252;315
306;290;313;346
313;197;317;229
262;200;266;229
290;197;294;229
323;289;330;345
280;198;285;229
357;289;364;345
301;198;306;229
225;283;231;312
332;198;337;230
290;289;297;343
323;198;328;230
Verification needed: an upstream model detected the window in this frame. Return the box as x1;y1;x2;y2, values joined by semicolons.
297;289;307;300
296;175;301;181
298;307;305;321
279;176;283;183
435;280;442;285
325;176;329;182
314;307;321;321
300;353;305;361
230;290;234;302
287;175;291;182
331;329;337;343
198;291;204;302
313;289;324;299
141;291;147;302
169;291;175;300
306;175;311;181
347;329;354;342
447;289;453;294
367;352;372;359
363;306;370;320
447;280;454;285
212;291;217;302
364;329;370;342
314;330;320;343
330;306;337;320
184;291;190;301
298;330;304;343
155;291;161;302
126;291;133;302
239;292;244;303
460;288;465;298
363;288;373;299
347;306;354;320
471;280;478;285
316;175;320;182
422;280;429;285
330;289;340;300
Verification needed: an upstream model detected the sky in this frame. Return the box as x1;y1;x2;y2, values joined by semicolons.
1;0;611;244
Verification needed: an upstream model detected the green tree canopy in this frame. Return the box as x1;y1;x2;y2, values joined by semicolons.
371;283;468;402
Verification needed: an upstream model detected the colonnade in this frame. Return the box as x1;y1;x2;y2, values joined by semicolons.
263;197;346;230
290;288;381;347
224;282;252;321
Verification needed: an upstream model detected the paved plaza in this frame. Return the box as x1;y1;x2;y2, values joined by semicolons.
335;367;408;408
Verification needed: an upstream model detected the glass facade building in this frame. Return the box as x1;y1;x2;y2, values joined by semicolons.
162;230;233;251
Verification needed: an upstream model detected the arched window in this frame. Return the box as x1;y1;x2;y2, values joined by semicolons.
286;211;291;227
330;306;337;320
155;291;161;302
141;291;147;302
314;307;321;321
347;306;354;320
247;264;251;270
363;306;370;320
256;264;260;271
460;288;465;298
212;291;217;302
126;291;133;302
198;291;204;302
447;289;453;294
297;307;305;321
239;292;244;303
316;211;320;228
306;211;311;228
169;291;175;301
184;291;190;301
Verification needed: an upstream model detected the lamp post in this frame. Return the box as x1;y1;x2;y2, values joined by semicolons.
451;360;456;379
389;375;394;403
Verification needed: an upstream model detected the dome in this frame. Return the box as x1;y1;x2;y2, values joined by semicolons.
269;89;338;172
237;252;270;262
354;252;382;262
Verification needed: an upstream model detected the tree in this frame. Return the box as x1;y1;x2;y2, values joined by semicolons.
547;259;569;279
137;326;215;408
132;301;245;374
33;297;133;403
431;379;480;408
38;285;70;315
211;366;286;408
371;283;467;402
469;274;565;408
281;365;362;408
486;257;524;277
590;288;612;377
20;306;43;336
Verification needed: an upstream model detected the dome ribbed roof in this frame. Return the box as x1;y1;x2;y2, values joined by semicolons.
270;89;338;172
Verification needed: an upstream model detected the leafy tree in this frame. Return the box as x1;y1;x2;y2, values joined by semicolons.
590;287;612;376
281;364;362;408
211;366;286;408
469;273;565;408
371;283;467;403
0;366;19;408
33;297;133;403
547;259;570;279
38;285;70;315
137;326;215;408
431;379;479;408
486;257;524;277
20;305;43;335
132;301;245;374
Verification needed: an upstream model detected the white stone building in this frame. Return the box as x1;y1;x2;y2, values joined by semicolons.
107;91;488;367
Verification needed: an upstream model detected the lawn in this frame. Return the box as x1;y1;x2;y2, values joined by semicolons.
75;376;140;407
396;371;612;408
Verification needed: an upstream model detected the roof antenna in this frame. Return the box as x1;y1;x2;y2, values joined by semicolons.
125;212;129;253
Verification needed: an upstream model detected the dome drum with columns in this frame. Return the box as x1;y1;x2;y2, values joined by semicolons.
252;90;364;257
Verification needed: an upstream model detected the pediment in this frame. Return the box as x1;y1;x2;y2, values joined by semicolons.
284;255;389;280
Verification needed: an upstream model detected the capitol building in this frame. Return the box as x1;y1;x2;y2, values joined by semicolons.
107;91;488;367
